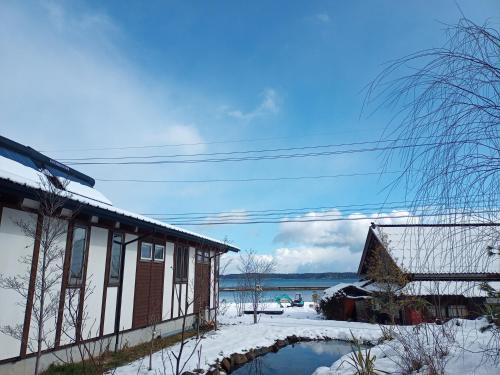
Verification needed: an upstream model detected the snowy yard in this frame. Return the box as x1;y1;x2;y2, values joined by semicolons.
113;303;499;375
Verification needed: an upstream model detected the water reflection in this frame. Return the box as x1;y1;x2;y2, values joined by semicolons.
231;341;357;375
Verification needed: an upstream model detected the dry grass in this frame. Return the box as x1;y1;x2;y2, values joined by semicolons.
41;329;202;375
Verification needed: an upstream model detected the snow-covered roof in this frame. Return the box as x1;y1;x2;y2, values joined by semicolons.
371;225;499;275
400;281;500;298
0;154;238;250
322;281;372;300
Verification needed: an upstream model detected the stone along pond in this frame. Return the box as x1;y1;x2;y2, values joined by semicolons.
230;340;356;375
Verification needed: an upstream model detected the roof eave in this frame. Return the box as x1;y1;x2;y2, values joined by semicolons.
0;178;240;252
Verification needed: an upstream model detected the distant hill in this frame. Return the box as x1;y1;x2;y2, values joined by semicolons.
220;272;358;280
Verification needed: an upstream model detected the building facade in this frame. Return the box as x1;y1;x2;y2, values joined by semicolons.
357;223;500;324
0;135;238;373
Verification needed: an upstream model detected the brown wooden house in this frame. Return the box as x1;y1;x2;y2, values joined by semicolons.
357;223;500;324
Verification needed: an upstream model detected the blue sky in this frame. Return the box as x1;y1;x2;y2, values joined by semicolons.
1;0;498;272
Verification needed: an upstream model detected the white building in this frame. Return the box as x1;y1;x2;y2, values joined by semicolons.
0;135;239;374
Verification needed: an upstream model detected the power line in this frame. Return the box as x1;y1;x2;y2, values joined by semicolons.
60;135;491;162
59;137;415;161
155;210;499;226
95;170;401;183
39;129;367;153
154;207;497;224
64;138;488;166
142;195;495;217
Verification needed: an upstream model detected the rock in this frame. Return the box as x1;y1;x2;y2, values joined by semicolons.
181;372;197;375
221;358;231;373
254;346;271;356
245;350;255;361
230;353;248;367
206;369;220;375
275;339;287;348
287;335;299;343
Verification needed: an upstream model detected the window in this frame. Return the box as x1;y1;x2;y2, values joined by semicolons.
427;305;447;319
448;305;468;318
154;244;165;262
109;233;124;285
140;242;153;260
175;245;189;282
196;249;210;264
69;226;88;286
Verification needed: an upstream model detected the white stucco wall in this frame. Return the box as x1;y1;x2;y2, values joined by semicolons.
28;218;68;352
119;234;137;330
82;226;108;340
187;246;196;315
0;207;37;360
162;242;174;320
210;254;215;308
172;284;180;318
103;287;117;335
59;288;80;346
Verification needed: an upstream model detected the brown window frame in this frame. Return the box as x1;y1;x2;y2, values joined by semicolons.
196;249;210;264
153;244;165;262
174;244;189;283
68;225;89;287
108;232;124;287
140;242;153;261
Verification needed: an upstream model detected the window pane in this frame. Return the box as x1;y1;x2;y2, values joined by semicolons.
109;233;123;284
175;246;189;281
154;245;165;261
69;227;87;284
141;243;152;260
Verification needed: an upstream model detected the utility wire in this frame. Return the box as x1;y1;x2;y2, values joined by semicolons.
95;170;400;183
60;135;491;162
142;195;494;218
64;138;489;166
140;195;494;217
156;210;499;226
154;207;497;224
39;129;368;153
60;136;438;161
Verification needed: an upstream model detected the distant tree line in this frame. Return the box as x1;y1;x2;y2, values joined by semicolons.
220;272;358;280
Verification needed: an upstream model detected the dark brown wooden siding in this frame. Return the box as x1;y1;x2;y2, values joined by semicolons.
194;262;211;313
132;245;164;328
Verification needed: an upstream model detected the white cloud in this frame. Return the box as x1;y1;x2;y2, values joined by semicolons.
0;1;218;208
0;1;207;154
222;210;418;274
149;124;207;153
203;209;249;226
222;246;360;274
221;210;415;273
315;13;330;23
224;88;280;121
273;209;414;251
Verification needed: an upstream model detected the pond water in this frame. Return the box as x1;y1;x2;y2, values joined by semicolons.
231;340;357;375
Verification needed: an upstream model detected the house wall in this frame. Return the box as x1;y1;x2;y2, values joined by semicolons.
0;207;37;360
120;234;137;331
27;217;68;352
210;253;216;308
162;242;174;320
82;226;108;339
0;314;196;375
187;246;196;315
0;204;225;368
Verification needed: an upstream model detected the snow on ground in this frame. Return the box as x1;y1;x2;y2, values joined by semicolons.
113;302;382;375
113;303;499;375
312;318;499;375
